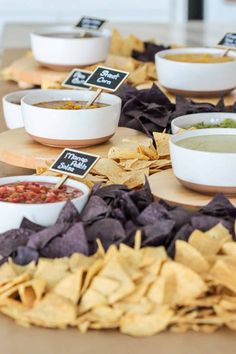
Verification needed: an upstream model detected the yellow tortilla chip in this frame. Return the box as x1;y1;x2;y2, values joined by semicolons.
34;258;69;289
110;29;123;54
153;132;170;157
79;288;107;313
189;224;231;256
128;64;148;86
161;261;207;305
27;293;76;328
52;268;84;304
175;240;210;274
137;144;159;160
120;305;173;336
209;259;236;293
221;242;236;256
120;35;144;57
91;158;123;177
0;263;17;287
18;278;46;307
108;147;149;161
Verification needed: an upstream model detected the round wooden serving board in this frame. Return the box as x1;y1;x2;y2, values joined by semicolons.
148;169;236;210
0;127;150;169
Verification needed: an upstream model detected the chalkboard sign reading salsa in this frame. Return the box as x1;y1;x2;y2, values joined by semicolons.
49;149;100;179
76;17;106;31
218;33;236;48
85;66;129;92
62;69;91;89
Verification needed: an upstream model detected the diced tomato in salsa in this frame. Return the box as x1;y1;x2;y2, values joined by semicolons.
0;182;83;204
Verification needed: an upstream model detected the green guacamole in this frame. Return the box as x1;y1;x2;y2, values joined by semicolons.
176;135;236;153
191;119;236;129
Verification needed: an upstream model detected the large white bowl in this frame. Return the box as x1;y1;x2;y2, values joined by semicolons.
155;47;236;96
171;112;236;134
0;175;90;233
21;89;122;148
170;128;236;195
31;26;111;70
2;89;41;129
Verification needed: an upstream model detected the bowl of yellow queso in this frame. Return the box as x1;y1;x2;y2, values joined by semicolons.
170;128;236;195
155;47;236;96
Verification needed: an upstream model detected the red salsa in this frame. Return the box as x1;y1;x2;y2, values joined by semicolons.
0;182;83;204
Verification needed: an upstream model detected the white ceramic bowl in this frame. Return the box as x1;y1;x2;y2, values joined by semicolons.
31;26;111;70
0;175;90;233
171;112;236;134
170;128;236;195
155;47;236;96
2;89;41;129
21;89;121;147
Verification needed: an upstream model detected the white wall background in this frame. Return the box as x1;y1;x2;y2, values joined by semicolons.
204;0;236;22
0;0;187;23
0;0;190;49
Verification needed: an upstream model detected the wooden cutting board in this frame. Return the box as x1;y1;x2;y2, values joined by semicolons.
148;169;236;210
0;127;150;169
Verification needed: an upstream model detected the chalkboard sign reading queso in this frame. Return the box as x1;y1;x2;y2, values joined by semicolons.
85;66;129;92
50;149;100;179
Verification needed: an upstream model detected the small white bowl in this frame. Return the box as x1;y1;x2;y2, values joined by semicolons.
31;26;111;70
2;89;41;129
21;89;121;148
170;128;236;195
0;175;90;233
171;112;236;134
155;47;236;96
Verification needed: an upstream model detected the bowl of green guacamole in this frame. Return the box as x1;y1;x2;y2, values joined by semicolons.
171;112;236;134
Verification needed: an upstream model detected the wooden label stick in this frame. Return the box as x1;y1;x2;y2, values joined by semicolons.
85;88;103;108
55;174;68;189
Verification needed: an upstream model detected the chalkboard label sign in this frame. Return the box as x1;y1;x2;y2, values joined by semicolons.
85;66;129;92
49;149;100;179
218;33;236;48
62;69;91;89
76;17;106;31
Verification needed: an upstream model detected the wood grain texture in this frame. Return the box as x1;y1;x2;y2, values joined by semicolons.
148;169;236;210
0;127;150;169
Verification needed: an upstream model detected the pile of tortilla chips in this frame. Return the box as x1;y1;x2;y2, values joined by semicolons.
37;132;171;189
1;223;236;336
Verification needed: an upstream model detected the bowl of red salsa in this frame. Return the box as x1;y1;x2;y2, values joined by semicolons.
0;176;90;232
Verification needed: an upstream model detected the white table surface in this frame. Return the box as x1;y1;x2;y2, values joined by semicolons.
1;20;236;50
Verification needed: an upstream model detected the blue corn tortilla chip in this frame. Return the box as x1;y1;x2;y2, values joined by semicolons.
200;193;236;217
27;223;70;250
132;42;171;62
137;202;170;225
56;200;80;224
191;215;233;235
117;83;236;136
167;224;194;258
0;229;34;258
93;184;129;202
85;218;126;254
40;222;88;258
20;218;44;232
13;246;39;265
127;177;153;211
142;219;175;247
81;196;109;224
